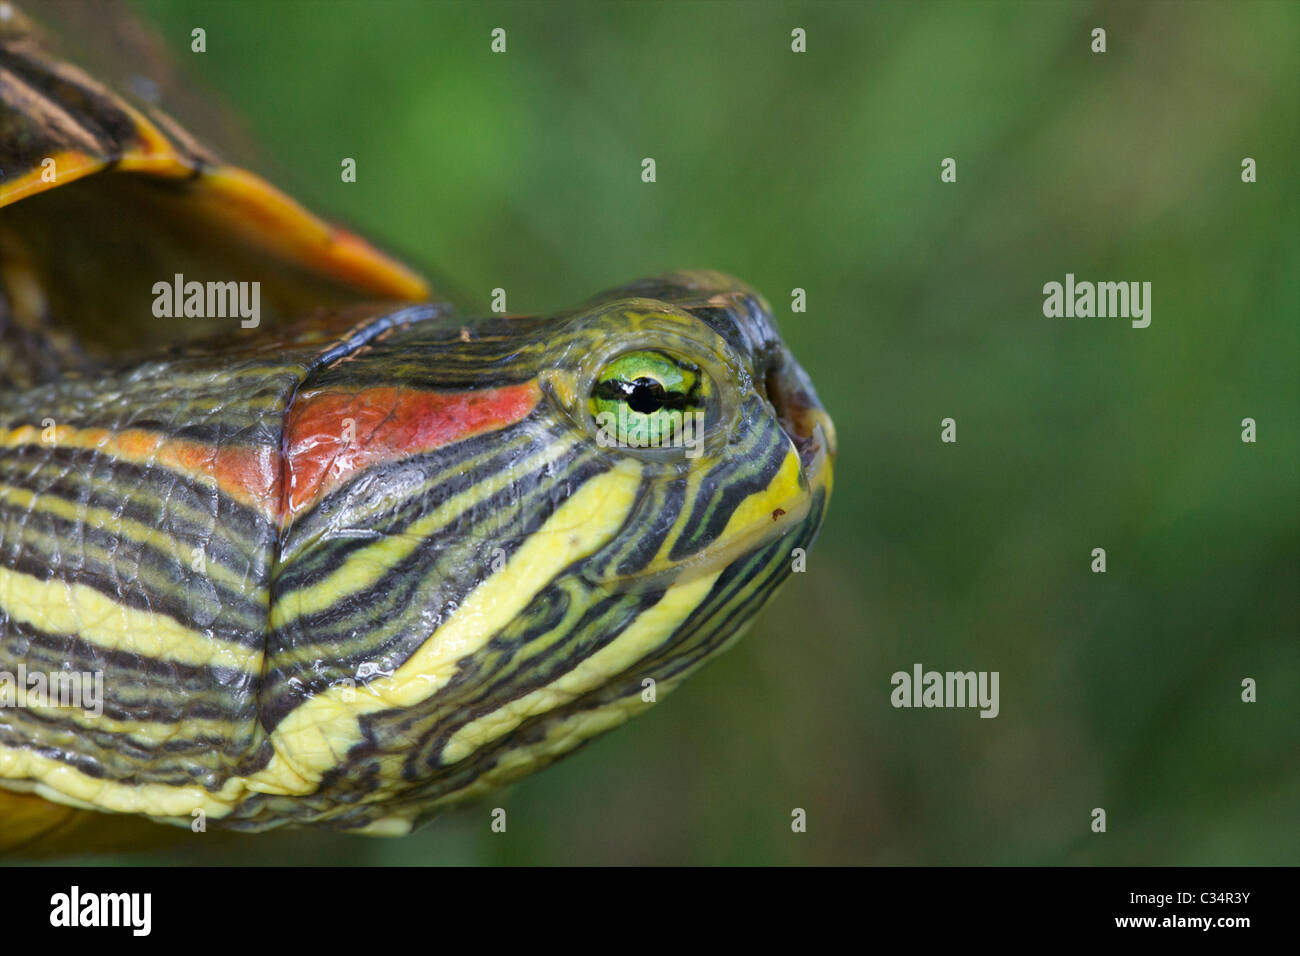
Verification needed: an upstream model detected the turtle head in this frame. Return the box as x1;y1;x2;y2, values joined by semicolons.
264;271;833;831
535;270;834;591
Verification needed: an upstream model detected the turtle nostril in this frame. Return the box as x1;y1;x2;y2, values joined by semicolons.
765;360;825;469
765;367;803;434
762;348;836;470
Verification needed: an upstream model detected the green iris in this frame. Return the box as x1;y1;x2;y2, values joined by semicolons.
589;350;711;452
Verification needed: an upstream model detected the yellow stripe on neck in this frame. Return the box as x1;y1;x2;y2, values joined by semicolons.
440;569;721;765
269;435;580;628
0;564;261;671
256;460;645;794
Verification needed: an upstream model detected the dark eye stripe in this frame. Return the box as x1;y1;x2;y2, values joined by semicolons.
591;377;693;412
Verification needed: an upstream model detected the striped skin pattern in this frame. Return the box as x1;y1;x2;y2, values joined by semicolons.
0;271;834;835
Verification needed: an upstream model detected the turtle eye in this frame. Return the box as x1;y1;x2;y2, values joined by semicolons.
589;349;713;452
625;377;668;414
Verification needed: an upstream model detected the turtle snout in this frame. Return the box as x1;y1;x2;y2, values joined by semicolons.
763;348;836;473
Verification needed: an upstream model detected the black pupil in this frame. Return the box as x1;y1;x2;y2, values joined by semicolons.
627;378;666;414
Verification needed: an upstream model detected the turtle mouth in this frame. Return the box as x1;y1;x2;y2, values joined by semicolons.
764;354;836;478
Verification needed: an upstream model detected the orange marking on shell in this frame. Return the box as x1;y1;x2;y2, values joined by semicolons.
193;167;431;301
0;150;105;207
0;121;428;302
282;383;542;520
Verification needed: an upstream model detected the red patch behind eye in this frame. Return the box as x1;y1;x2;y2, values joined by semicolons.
281;382;541;521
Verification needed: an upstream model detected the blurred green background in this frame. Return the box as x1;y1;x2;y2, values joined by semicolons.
33;0;1300;864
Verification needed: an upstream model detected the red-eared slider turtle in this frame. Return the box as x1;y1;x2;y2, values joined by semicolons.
0;3;834;851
